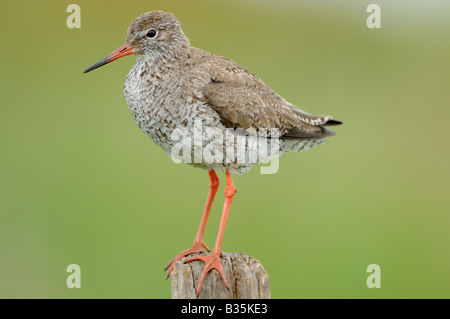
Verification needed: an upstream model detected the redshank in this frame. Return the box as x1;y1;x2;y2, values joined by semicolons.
84;11;341;295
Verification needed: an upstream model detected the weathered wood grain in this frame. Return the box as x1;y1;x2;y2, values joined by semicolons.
171;252;270;299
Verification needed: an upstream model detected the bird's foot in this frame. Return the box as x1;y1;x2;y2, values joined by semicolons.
183;251;229;295
164;241;210;279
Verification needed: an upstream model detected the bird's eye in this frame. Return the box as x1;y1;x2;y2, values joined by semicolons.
146;29;158;38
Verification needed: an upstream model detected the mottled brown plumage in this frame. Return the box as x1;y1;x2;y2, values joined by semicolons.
202;54;340;138
85;11;341;154
83;10;342;295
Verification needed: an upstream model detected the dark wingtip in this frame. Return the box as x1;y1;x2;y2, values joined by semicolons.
323;119;343;126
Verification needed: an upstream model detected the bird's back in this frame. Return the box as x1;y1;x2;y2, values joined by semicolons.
186;47;341;139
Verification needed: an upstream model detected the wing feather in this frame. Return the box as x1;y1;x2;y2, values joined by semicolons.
198;55;340;138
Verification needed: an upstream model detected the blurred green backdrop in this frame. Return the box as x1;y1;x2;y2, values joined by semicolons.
1;0;449;298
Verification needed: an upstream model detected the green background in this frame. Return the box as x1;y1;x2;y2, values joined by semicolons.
1;0;449;298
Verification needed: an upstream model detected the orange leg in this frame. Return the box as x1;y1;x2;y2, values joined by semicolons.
184;170;236;295
164;170;219;278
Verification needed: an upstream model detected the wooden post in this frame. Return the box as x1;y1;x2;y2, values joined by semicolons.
171;252;270;299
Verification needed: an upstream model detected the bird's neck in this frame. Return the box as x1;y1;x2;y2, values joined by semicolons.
131;51;182;82
136;43;189;66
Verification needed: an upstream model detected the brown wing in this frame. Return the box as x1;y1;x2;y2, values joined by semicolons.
199;55;340;138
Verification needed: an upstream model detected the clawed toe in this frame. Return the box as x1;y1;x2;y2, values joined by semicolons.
183;254;207;264
164;242;209;279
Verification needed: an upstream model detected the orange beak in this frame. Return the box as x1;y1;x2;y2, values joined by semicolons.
83;44;135;73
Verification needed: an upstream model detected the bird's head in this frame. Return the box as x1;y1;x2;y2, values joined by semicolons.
84;11;189;73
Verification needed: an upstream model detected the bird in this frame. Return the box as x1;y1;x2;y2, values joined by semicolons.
83;10;342;295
